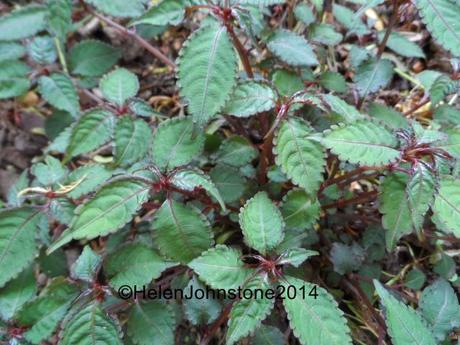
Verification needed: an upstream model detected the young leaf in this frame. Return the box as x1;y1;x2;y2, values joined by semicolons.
105;243;176;290
151;117;205;171
282;277;352;345
127;301;176;345
226;276;275;345
374;280;437;345
354;58;394;97
419;279;460;341
69;40;121;77
100;68;139;107
38;73;79;117
178;22;238;124
0;266;36;321
17;278;79;344
239;192;284;255
71;246;102;283
309;23;343;45
114;117;152;167
274;118;325;194
213;136;258;167
60;302;122;345
152;200;214;263
406;163;436;230
267;29;318;67
415;0;460;57
188;245;253;290
322;120;400;166
0;5;47;41
294;3;315;25
379;172;413;250
432;177;460;237
65;108;115;161
130;0;186;26
47;178;151;253
183;276;222;326
278;248;318;267
170;168;226;211
27;36;57;64
0;208;44;288
280;189;320;230
223;81;277;117
85;0;146;18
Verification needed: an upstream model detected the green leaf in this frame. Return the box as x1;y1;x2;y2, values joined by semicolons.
183;276;222;325
280;189;320;231
322;120;400;165
354;58;394;97
438;128;460;158
65;108;115;160
31;155;67;186
170;168;226;211
294;3;315;25
0;208;44;288
415;0;460;57
374;280;437;345
251;325;284;345
239;192;284;255
379;172;413;250
0;59;30;99
0;5;47;41
226;276;275;345
27;36;57;64
209;165;247;203
333;4;369;36
309;23;343;45
368;102;409;129
69;40;121;77
213;136;258;167
66;164;113;199
188;245;253;290
429;75;456;106
100;68;139;106
152;200;213;263
60;302;122;345
271;69;304;96
17;278;79;344
47;178;150;253
267;29;318;67
330;242;365;274
151;117;205;171
282;277;352;345
432;177;460;237
105;243;176;290
114;117;152;167
404;268;426;290
71;246;102;283
319;71;347;93
274;118;325;194
419;279;460;341
406;163;436;230
321;94;364;123
278;248;318;267
178;22;237;124
38;73;79;117
130;0;186;26
377;32;425;58
0;42;26;62
127;301;175;345
47;0;73;40
0;266;36;321
85;0;146;17
128;98;158;117
223;81;277;117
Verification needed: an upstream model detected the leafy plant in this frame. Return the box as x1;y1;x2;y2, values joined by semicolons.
0;0;459;344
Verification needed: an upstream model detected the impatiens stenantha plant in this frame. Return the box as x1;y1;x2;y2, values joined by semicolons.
0;0;460;344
